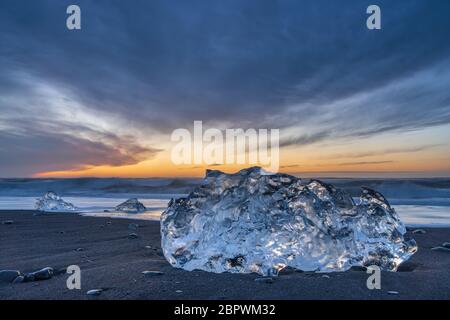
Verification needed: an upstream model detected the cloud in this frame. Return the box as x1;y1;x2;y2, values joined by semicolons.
323;145;442;159
0;131;160;177
335;160;394;166
0;0;449;175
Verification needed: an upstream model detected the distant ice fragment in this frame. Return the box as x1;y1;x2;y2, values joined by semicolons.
35;191;77;212
115;198;146;213
161;167;417;276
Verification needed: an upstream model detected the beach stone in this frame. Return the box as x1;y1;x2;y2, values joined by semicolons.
12;276;25;284
387;291;399;295
24;267;54;282
412;229;426;234
128;233;139;239
0;270;21;283
442;242;450;249
176;290;183;293
87;289;103;296
1;220;14;225
142;271;164;276
321;275;330;279
75;248;84;252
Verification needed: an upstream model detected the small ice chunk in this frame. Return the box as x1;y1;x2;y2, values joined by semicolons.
115;198;146;213
35;192;77;212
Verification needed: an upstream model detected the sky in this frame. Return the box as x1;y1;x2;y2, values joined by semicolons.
0;0;449;178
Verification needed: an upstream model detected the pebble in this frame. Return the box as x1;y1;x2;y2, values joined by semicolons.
442;242;450;249
145;245;153;249
387;291;399;295
0;270;21;283
431;246;450;252
87;289;103;296
128;233;139;239
1;220;14;225
412;229;426;234
142;271;164;276
176;290;183;293
254;277;274;284
75;248;84;252
24;267;54;282
321;275;330;279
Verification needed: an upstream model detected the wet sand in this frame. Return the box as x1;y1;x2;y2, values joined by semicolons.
0;210;449;300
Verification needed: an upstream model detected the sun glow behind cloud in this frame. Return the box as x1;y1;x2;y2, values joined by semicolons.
1;0;450;178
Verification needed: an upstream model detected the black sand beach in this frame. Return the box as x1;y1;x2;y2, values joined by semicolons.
1;211;449;300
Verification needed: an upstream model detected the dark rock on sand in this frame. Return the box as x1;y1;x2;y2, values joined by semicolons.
442;242;450;249
1;220;14;225
128;233;139;239
0;270;21;283
24;267;54;282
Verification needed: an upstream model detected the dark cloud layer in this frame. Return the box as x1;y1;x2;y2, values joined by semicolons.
0;0;449;176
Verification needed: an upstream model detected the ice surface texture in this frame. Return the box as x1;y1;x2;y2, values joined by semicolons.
161;167;417;276
35;191;77;212
115;198;147;213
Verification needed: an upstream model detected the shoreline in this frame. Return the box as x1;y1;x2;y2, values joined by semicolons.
1;210;449;300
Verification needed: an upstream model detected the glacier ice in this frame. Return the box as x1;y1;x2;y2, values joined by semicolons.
35;191;77;212
115;198;147;213
161;167;417;276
